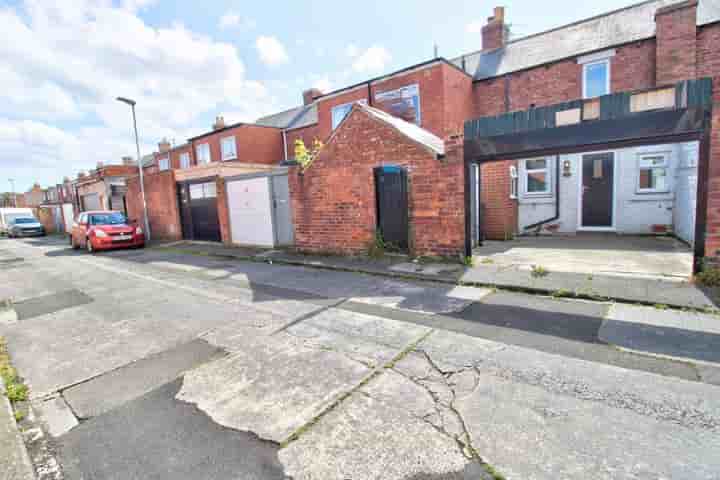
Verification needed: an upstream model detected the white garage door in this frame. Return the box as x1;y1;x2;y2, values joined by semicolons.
226;177;275;247
62;204;75;233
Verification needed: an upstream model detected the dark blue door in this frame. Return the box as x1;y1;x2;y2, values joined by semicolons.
374;166;409;251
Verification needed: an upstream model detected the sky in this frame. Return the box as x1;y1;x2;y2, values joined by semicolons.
0;0;644;192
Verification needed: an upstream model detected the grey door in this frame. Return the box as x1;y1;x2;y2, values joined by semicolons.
271;175;294;246
581;153;614;228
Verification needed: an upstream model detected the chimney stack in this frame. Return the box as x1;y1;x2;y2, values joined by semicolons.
96;161;104;170
482;6;508;52
78;171;86;179
655;0;698;85
122;156;136;166
302;88;324;106
212;116;226;130
158;137;171;153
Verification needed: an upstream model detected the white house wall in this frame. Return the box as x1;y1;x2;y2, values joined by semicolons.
517;141;698;237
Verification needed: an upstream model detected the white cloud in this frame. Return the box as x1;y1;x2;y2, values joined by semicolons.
352;46;391;74
312;75;333;93
256;35;289;66
219;12;255;30
345;44;359;58
0;1;279;191
465;20;484;34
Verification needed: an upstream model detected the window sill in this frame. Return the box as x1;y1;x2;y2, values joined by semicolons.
222;157;238;162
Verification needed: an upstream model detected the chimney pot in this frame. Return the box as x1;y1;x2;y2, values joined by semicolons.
302;88;324;106
213;116;226;130
158;137;171;153
482;6;508;52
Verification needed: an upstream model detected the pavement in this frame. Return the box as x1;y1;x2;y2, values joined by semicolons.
159;240;718;310
1;235;720;479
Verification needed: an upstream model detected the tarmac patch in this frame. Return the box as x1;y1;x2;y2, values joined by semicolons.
13;289;93;321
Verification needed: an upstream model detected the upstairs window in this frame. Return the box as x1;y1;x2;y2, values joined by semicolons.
637;153;669;193
179;152;191;169
221;136;237;161
158;156;170;171
196;143;211;164
524;158;551;195
582;59;610;99
331;99;368;130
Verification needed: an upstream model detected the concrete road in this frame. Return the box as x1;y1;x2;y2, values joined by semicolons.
1;235;719;480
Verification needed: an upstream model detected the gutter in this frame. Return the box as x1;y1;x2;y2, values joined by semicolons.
523;154;560;232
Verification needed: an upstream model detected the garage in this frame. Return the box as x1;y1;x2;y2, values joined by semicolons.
225;171;293;247
178;180;221;242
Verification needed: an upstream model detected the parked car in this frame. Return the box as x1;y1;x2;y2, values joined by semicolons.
0;208;34;235
70;210;144;253
7;216;46;238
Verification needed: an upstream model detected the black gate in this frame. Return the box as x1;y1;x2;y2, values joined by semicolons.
374;166;409;251
177;181;221;242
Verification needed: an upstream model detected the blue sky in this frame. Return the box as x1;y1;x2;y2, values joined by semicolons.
0;0;641;192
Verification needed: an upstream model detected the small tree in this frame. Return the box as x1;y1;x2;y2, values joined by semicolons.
294;138;324;171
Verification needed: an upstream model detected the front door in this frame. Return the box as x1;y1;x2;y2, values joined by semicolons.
177;182;221;242
581;152;614;229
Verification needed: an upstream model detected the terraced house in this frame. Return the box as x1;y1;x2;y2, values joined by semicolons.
136;0;720;279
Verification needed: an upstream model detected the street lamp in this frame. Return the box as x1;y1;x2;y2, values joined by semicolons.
116;96;151;242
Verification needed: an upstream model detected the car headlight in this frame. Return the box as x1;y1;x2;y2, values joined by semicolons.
135;227;143;235
94;229;108;238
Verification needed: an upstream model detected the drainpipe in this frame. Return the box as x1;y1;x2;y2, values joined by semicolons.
523;154;561;232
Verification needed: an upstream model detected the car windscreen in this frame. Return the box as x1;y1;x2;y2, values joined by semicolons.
12;217;37;224
89;213;127;225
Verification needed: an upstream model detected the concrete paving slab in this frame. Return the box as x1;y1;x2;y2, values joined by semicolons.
280;391;486;480
33;395;78;437
13;289;93;320
62;338;226;419
601;304;720;364
0;379;36;480
177;335;372;443
59;379;289;480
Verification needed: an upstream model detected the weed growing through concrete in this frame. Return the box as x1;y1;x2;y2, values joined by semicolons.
481;257;494;264
0;336;29;403
531;265;549;278
463;256;474;267
552;288;572;298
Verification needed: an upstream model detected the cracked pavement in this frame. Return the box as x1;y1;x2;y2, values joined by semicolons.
1;236;720;479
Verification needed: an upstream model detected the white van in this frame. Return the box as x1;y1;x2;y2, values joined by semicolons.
0;208;34;235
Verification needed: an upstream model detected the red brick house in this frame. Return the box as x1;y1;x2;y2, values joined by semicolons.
264;0;720;271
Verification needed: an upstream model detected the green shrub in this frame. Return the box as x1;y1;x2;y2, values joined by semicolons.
531;265;549;278
697;265;720;287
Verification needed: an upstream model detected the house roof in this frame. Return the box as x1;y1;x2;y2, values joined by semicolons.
350;104;445;157
141;154;155;167
451;0;720;81
255;104;319;130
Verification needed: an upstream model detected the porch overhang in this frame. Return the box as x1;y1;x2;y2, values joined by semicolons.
464;107;708;164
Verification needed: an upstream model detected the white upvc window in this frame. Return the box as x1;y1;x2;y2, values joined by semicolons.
509;165;518;199
637;153;670;193
523;158;551;195
221;136;237;161
179;152;191;169
158;156;170;171
582;59;610;99
196;143;211;164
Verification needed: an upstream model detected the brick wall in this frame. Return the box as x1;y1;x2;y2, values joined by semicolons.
126;171;181;242
190;124;283;165
479;160;518;240
655;1;697;85
216;177;231;245
285;124;321;160
288;106;465;257
35;207;59;234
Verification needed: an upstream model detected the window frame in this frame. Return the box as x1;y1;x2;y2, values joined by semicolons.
582;58;610;99
195;143;211;164
636;152;670;194
509;165;518;199
220;136;237;161
179;152;191;169
158;156;170;171
523;158;552;196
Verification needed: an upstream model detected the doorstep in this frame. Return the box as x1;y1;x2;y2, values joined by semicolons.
152;242;718;311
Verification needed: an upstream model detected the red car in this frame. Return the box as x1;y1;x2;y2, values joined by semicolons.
70;210;145;253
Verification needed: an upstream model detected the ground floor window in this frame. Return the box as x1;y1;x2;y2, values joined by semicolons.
637;153;669;193
524;158;550;195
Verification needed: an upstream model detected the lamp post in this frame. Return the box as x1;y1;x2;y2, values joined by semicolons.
116;97;151;242
8;179;15;207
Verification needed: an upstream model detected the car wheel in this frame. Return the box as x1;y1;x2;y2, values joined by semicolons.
86;237;94;253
